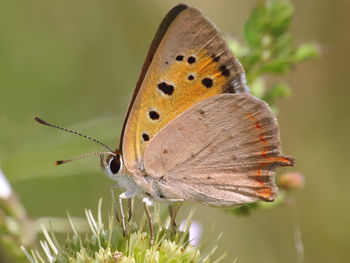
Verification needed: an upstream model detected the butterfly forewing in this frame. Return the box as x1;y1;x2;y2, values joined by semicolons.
121;5;249;174
143;94;294;206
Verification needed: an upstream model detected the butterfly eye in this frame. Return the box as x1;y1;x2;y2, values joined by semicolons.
108;155;122;174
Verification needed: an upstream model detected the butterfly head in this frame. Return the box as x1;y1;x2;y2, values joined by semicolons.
100;150;124;181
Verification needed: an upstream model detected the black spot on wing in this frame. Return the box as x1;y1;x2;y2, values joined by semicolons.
142;133;150;141
201;77;213;88
158;82;174;95
220;65;230;76
149;110;160;120
176;55;184;61
188;74;195;80
187;56;196;64
212;55;220;62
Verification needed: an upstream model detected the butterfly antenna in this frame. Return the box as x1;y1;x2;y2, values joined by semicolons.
55;151;114;165
34;116;114;153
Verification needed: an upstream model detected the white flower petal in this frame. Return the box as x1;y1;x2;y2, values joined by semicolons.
0;166;12;199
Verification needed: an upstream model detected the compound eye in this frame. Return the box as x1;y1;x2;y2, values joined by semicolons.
109;155;121;174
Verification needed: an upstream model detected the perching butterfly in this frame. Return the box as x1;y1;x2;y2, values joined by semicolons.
35;4;294;245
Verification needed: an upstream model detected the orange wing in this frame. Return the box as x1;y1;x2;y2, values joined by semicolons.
120;5;249;174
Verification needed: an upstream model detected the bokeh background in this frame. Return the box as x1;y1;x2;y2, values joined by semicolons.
1;0;349;262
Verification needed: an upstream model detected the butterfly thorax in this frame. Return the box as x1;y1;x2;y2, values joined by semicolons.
100;152;157;199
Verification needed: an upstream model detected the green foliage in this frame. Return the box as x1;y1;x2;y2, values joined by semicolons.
229;0;320;105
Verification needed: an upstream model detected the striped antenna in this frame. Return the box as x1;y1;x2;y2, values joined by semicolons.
34;116;114;153
54;151;115;165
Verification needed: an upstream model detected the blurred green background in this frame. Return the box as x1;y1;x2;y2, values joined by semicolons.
0;0;349;262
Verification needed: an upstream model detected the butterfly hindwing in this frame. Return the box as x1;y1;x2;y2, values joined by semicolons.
121;5;249;174
143;94;294;206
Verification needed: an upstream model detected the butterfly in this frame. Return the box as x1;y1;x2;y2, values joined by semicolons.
35;4;294;245
100;3;294;208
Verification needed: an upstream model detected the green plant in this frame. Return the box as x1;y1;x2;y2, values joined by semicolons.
21;199;223;263
230;0;319;113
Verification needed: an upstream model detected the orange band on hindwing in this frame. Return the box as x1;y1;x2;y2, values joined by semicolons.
246;112;292;198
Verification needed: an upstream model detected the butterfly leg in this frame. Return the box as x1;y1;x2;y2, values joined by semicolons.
118;196;127;236
110;184;120;223
142;196;154;246
127;199;133;222
168;202;183;236
118;190;136;237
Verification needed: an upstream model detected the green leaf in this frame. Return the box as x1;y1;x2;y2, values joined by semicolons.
268;0;294;35
230;203;260;216
257;59;292;74
244;3;266;48
230;194;287;216
263;83;291;105
294;42;320;62
244;51;262;69
250;78;265;99
273;32;294;55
